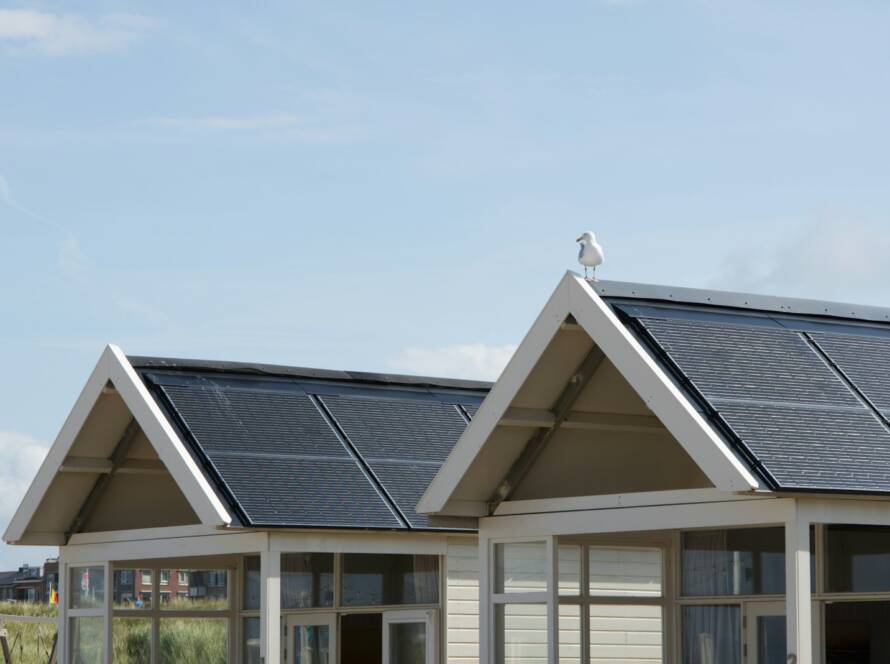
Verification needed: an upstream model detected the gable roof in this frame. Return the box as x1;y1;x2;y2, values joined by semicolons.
130;357;488;532
602;282;890;494
421;273;890;516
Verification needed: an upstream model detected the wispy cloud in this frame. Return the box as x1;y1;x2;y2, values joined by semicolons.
145;113;304;132
388;343;517;381
712;215;890;303
0;9;155;56
0;431;56;568
139;112;350;142
0;173;86;276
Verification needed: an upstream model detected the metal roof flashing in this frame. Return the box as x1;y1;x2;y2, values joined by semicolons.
591;279;890;326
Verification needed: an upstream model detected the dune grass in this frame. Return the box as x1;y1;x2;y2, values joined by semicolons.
0;602;227;664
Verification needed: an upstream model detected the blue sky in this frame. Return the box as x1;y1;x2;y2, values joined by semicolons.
3;0;890;568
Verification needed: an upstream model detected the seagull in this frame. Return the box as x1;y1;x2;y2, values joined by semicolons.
577;231;604;281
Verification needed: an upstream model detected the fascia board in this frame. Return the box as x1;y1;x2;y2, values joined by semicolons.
106;345;232;527
417;273;574;514
568;275;760;491
3;349;112;543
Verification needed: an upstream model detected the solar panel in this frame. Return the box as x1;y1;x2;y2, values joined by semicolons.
149;376;404;528
621;308;890;492
319;394;470;528
811;332;890;415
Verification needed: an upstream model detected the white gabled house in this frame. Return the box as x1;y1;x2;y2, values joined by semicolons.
421;272;890;664
11;271;890;664
4;346;489;664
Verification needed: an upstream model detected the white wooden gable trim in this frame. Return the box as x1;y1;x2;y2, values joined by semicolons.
3;345;231;544
417;272;760;516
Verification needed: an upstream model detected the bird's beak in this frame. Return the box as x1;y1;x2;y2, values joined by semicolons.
575;236;582;242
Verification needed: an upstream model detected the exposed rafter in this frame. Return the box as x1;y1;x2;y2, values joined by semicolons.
500;408;664;433
487;344;606;513
64;418;140;541
60;456;168;475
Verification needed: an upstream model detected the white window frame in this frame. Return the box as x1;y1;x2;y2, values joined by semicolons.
66;561;110;664
282;611;337;664
382;608;437;664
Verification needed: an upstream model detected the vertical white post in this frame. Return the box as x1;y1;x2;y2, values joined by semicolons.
58;558;67;664
478;532;491;664
546;536;559;664
260;548;281;664
104;564;113;664
785;501;812;664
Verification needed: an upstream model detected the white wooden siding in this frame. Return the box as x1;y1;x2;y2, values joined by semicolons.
447;538;480;664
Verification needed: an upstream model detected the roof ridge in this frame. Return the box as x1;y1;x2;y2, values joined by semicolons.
128;356;492;391
592;278;890;325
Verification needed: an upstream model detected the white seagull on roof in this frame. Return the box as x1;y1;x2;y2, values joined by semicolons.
576;231;604;281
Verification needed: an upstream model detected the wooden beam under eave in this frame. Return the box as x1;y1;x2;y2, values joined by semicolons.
60;456;168;476
500;407;665;433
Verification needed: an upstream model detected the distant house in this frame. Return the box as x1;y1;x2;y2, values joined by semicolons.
0;559;58;603
12;272;890;663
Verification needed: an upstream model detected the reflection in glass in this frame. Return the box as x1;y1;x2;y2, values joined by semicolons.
70;616;104;664
682;605;740;664
243;617;260;664
558;546;581;596
389;622;426;664
341;554;438;606
294;624;330;664
589;547;662;597
70;566;105;609
591;604;663;662
757;615;786;664
243;556;260;611
559;604;581;664
114;569;151;610
495;542;547;594
682;528;785;596
827;524;890;592
495;603;547;664
283;553;334;609
159;569;228;610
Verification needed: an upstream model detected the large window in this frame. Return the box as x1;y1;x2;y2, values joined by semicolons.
69;565;106;664
558;543;665;664
826;524;890;593
681;527;785;597
111;564;232;664
493;540;549;664
283;553;334;609
341;554;439;607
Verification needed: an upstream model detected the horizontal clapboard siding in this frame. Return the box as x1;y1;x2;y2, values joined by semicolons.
447;538;480;664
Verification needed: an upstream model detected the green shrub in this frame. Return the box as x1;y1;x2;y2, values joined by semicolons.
0;601;58;664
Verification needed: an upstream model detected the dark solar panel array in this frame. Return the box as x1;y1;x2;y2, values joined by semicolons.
617;305;890;492
320;395;470;527
142;372;484;530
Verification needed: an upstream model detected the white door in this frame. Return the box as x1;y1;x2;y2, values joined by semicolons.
382;609;437;664
284;613;337;664
746;602;785;664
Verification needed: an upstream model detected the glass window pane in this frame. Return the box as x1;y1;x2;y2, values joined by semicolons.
159;617;227;664
756;614;786;664
293;623;332;664
282;553;334;609
559;604;581;664
243;617;261;664
495;603;547;664
341;554;438;606
70;566;105;609
243;556;260;611
70;616;105;664
159;569;228;610
589;546;662;597
826;524;890;592
591;604;662;662
114;569;151;610
825;600;890;661
113;617;151;663
681;605;740;664
389;622;426;664
558;546;581;596
495;542;547;594
681;528;785;596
